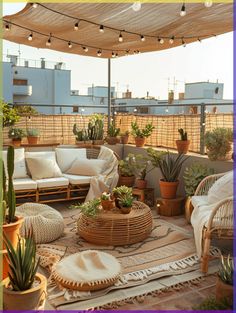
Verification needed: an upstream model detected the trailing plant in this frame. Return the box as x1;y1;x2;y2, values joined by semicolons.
27;128;40;137
107;123;120;137
205;128;233;161
1;101;20;128
118;194;134;208
88;114;104;140
131;122;154;138
119;155;136;177
73;124;88;141
8;128;26;140
218;254;234;285
72;198;101;217
4;233;40;291
112;186;133;198
178;128;188;141
129;153;153;180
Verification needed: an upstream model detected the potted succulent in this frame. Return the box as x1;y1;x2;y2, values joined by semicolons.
117;193;134;214
74;198;101;218
100;192;115;211
216;255;233;303
120;130;130;144
131;122;154;147
8;128;26;147
176;128;190;154
205;128;233;161
106;123;120;145
73;124;92;146
118;155;136;187
3;234;47;310
129;153;154;189
88;114;104;145
147;148;188;199
183;164;214;222
27;128;40;145
112;185;133;208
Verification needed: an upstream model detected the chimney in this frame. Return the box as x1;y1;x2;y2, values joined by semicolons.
168;90;174;104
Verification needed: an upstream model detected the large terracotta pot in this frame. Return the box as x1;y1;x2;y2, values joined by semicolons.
101;199;115;211
106;137;117;145
12;139;22;147
176;140;190;154
3;216;24;249
27;136;38;145
216;277;233;302
134;137;146;147
159;180;179;199
185;196;194;223
3;273;47;310
136;179;147;189
118;175;135;187
120;135;129;144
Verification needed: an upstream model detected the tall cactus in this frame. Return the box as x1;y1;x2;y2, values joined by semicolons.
7;146;16;223
178;128;188;141
2;160;7;223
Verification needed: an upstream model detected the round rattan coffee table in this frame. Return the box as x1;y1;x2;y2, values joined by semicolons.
77;201;153;245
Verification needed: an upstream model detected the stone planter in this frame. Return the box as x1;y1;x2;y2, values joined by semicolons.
176;140;190;154
159;180;179;199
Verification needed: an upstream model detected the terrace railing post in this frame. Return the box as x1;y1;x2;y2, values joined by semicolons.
200;103;206;155
107;58;111;129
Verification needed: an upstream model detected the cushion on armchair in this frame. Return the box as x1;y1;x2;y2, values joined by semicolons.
207;171;233;204
56;148;87;172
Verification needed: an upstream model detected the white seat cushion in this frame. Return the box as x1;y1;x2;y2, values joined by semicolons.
3;148;28;179
63;174;92;185
66;158;106;176
191;195;209;208
56;148;87;173
207;171;233;204
13;178;37;191
36;177;69;189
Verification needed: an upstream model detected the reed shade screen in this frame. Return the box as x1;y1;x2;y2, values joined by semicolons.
3;2;233;58
3;113;233;153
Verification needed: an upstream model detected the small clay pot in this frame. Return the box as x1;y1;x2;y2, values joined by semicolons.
120;206;132;214
120;135;129;144
101;199;115;211
106;137;117;145
135;137;146;147
136;179;147;189
176;140;190;154
27;136;39;145
12;139;22;147
159;180;179;199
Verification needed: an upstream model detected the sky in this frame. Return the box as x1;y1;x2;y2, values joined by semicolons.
3;2;233;100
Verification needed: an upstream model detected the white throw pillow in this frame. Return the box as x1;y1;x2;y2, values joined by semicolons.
56;148;87;173
26;157;63;180
2;148;28;179
66;158;106;176
207;171;233;204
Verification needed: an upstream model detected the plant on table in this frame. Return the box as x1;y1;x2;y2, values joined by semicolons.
74;198;101;217
112;185;133;208
100;192;115;210
26;128;40;145
3;233;47;310
117;193;134;214
205;127;233;161
118;155;136;187
176;128;190;154
8;128;26;147
88;114;104;144
106;123;120;145
216;255;234;303
131;121;154;147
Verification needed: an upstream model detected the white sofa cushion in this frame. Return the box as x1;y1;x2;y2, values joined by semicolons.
13;178;37;191
207;171;233;204
63;174;92;185
191;195;209;208
66;158;106;176
56;148;87;173
36;177;69;189
2;148;28;179
26;157;63;180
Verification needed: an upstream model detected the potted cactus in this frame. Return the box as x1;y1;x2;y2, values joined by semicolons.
3;234;47;310
131;122;154;147
100;192;115;211
216;255;233;303
88;114;104;145
27;128;40;145
106;123;120;145
120;130;130;144
118;155;136;187
176;128;190;154
8;128;26;147
73;124;91;146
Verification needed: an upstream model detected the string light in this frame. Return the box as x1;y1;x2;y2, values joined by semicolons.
180;3;186;17
32;3;38;9
115;53;118;57
68;41;72;48
74;21;79;31
28;32;33;41
99;25;104;33
132;2;142;12
125;50;129;56
112;51;115;58
204;0;213;8
5;24;10;31
140;35;145;42
83;46;88;52
169;36;174;44
158;37;164;44
46;34;52;46
198;38;202;43
97;49;102;56
118;32;123;42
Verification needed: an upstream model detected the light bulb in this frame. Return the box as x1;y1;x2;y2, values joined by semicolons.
5;24;10;31
180;4;186;16
125;50;129;56
83;46;88;52
99;25;104;33
74;21;79;31
32;3;38;8
68;41;72;48
169;36;174;44
140;35;145;42
97;50;102;56
46;38;51;47
119;33;123;42
115;53;118;57
160;38;164;44
112;52;115;58
204;0;213;7
132;2;142;12
28;33;33;41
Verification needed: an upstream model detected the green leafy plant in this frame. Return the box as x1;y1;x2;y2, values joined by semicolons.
73;124;88;141
8;128;26;140
147;148;167;167
1;101;20;128
193;296;232;310
218;255;234;285
178;128;188;141
88;114;104;140
119;155;136;177
112;186;133;198
15;105;38;115
101;192;111;201
205;128;233;161
118;194;134;208
131;122;154;138
183;164;214;197
72;198;101;217
27;128;40;137
120;130;130;136
108;123;120;137
128;153;153;180
4;233;40;291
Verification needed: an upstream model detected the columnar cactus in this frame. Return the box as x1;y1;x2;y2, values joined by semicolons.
178;128;188;141
7;146;16;223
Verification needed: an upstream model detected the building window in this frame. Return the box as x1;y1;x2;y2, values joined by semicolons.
13;79;27;86
73;106;79;113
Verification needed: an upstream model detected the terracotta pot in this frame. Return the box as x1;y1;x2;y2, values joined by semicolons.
12;139;21;147
136;179;147;189
185;196;194;223
3;273;47;310
159;180;179;199
216;277;233;302
176;140;190;154
120;135;129;144
101;199;115;211
116;137;121;144
120;206;132;214
135;137;146;147
27;136;38;145
93;139;104;145
118;175;135;187
106;137;117;145
76;140;85;147
3;216;24;249
1;250;9;280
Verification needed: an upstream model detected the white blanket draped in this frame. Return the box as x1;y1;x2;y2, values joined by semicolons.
85;146;119;201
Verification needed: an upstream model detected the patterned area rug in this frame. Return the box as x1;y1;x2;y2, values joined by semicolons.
37;207;219;310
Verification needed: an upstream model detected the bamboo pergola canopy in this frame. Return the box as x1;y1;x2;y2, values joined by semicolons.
3;2;233;58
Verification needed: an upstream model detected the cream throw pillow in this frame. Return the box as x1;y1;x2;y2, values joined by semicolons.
66;158;106;176
26;157;63;180
207;171;233;204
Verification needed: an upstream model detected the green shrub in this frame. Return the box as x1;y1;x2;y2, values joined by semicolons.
205;128;233;160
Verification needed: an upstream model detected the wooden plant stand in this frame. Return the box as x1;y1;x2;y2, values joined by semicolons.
156;196;185;216
132;187;155;208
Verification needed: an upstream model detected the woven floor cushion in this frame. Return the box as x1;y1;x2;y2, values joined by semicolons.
16;203;64;243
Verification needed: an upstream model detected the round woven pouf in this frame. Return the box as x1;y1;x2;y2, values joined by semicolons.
16;202;64;244
78;201;153;245
53;250;121;291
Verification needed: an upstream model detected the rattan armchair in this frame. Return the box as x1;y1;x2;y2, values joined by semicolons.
191;173;233;273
